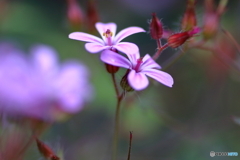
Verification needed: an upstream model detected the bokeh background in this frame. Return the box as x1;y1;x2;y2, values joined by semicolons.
1;0;240;160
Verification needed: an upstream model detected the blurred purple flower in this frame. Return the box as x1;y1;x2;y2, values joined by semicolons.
101;50;173;90
68;22;145;54
0;44;93;121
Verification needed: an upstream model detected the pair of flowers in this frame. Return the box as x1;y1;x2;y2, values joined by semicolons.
69;22;174;90
0;44;92;121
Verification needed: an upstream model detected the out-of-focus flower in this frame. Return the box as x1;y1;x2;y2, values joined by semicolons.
181;0;197;31
167;27;200;48
0;44;93;121
68;22;145;54
100;50;173;90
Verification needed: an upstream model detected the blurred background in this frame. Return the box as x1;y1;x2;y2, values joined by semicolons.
1;0;240;160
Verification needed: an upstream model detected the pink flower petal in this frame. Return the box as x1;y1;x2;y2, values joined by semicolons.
85;43;110;53
142;69;173;87
128;70;149;90
114;42;139;54
140;54;161;70
114;27;145;44
125;51;140;67
95;22;117;40
100;50;131;68
69;32;104;44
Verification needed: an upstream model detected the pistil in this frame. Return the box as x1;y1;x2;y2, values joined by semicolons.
103;29;113;46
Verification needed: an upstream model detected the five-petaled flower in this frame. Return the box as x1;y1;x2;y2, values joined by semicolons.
100;50;174;90
68;22;145;54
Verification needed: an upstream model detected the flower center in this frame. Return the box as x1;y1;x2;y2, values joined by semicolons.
134;57;143;72
103;29;113;46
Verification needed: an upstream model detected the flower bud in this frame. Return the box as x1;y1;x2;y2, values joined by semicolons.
181;0;197;31
149;13;163;40
202;13;219;39
86;0;99;33
36;138;60;160
104;48;119;73
67;0;84;30
120;70;134;92
167;27;200;48
105;63;119;73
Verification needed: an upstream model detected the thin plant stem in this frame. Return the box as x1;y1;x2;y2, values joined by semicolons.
162;49;185;70
127;131;133;160
156;39;162;49
112;92;124;160
152;43;169;60
111;73;120;97
221;28;240;55
190;41;240;74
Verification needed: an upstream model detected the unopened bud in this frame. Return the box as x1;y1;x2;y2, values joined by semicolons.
36;138;60;160
120;70;134;92
149;13;163;40
105;63;119;73
202;13;219;39
67;0;84;30
167;27;200;48
202;0;227;40
105;48;119;73
181;0;197;31
86;0;99;33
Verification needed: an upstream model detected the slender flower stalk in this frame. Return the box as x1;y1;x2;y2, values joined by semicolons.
152;43;169;60
112;92;124;160
127;132;133;160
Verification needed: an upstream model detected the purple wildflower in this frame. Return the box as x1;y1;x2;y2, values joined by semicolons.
100;50;173;90
0;44;93;121
68;22;145;54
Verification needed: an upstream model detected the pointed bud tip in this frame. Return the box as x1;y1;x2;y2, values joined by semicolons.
149;12;163;40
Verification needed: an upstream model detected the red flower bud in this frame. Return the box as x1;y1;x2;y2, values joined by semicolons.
202;13;219;39
105;48;120;73
67;0;84;30
105;63;119;73
181;0;197;31
149;13;163;40
36;138;60;160
167;27;200;48
86;0;99;33
202;0;226;40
